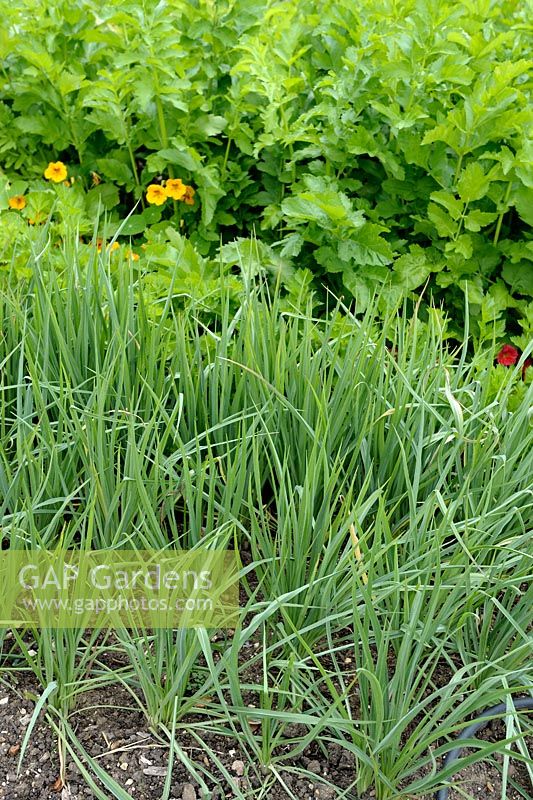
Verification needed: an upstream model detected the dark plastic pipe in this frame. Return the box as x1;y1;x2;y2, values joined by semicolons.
435;696;533;800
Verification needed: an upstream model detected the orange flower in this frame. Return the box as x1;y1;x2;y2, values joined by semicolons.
183;185;196;205
146;184;167;205
95;239;119;253
126;250;140;261
44;161;68;182
8;195;26;210
165;178;186;200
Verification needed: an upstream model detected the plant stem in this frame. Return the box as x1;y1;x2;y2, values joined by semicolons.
453;153;464;186
152;65;175;186
493;181;513;246
221;136;232;181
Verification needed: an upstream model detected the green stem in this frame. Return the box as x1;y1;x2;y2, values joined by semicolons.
111;83;141;194
173;199;181;227
221;136;232;181
1;64;14;96
152;67;174;185
454;202;468;241
155;93;169;150
126;139;144;210
151;64;169;150
126;141;140;187
281;105;296;184
493;181;513;246
453;153;464;186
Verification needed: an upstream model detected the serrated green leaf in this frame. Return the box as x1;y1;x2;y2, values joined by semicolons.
190;115;228;138
422;120;461;151
283;193;344;226
460;278;484;306
430;190;464;220
196;164;224;227
57;70;84;96
512;185;533;226
85;184;120;216
393;249;431;289
338;224;394;266
428;203;458;237
445;233;473;259
85;110;127;143
315;245;345;273
342;270;370;309
147;147;203;174
133;76;156;113
502;260;533;296
439;63;475;86
279;233;303;258
464;209;498;232
165;228;206;274
96;158;133;185
457;163;490;203
489;146;516;176
514;142;533;188
115;209;158;236
14;116;48;135
499;240;533;263
480;281;513;322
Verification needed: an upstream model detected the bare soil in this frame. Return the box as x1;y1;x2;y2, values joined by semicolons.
0;673;530;800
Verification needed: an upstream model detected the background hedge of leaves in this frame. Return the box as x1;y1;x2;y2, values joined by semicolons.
0;0;531;340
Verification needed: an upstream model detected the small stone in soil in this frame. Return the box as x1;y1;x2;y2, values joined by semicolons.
182;783;196;800
142;766;167;777
313;786;335;800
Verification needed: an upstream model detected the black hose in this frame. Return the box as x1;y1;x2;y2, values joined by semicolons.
435;696;533;800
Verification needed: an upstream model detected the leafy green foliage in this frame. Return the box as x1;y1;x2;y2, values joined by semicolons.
233;0;533;336
0;0;531;338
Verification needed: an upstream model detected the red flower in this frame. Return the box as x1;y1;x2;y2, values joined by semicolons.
497;344;519;367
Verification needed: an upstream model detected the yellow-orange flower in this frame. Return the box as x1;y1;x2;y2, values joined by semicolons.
95;239;120;253
146;184;167;206
126;249;140;261
44;161;68;182
8;195;26;210
183;185;196;205
165;178;186;200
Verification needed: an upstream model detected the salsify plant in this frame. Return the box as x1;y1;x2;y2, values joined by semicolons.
0;242;532;799
114;626;208;730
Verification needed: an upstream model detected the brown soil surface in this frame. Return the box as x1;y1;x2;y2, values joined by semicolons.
0;674;530;800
